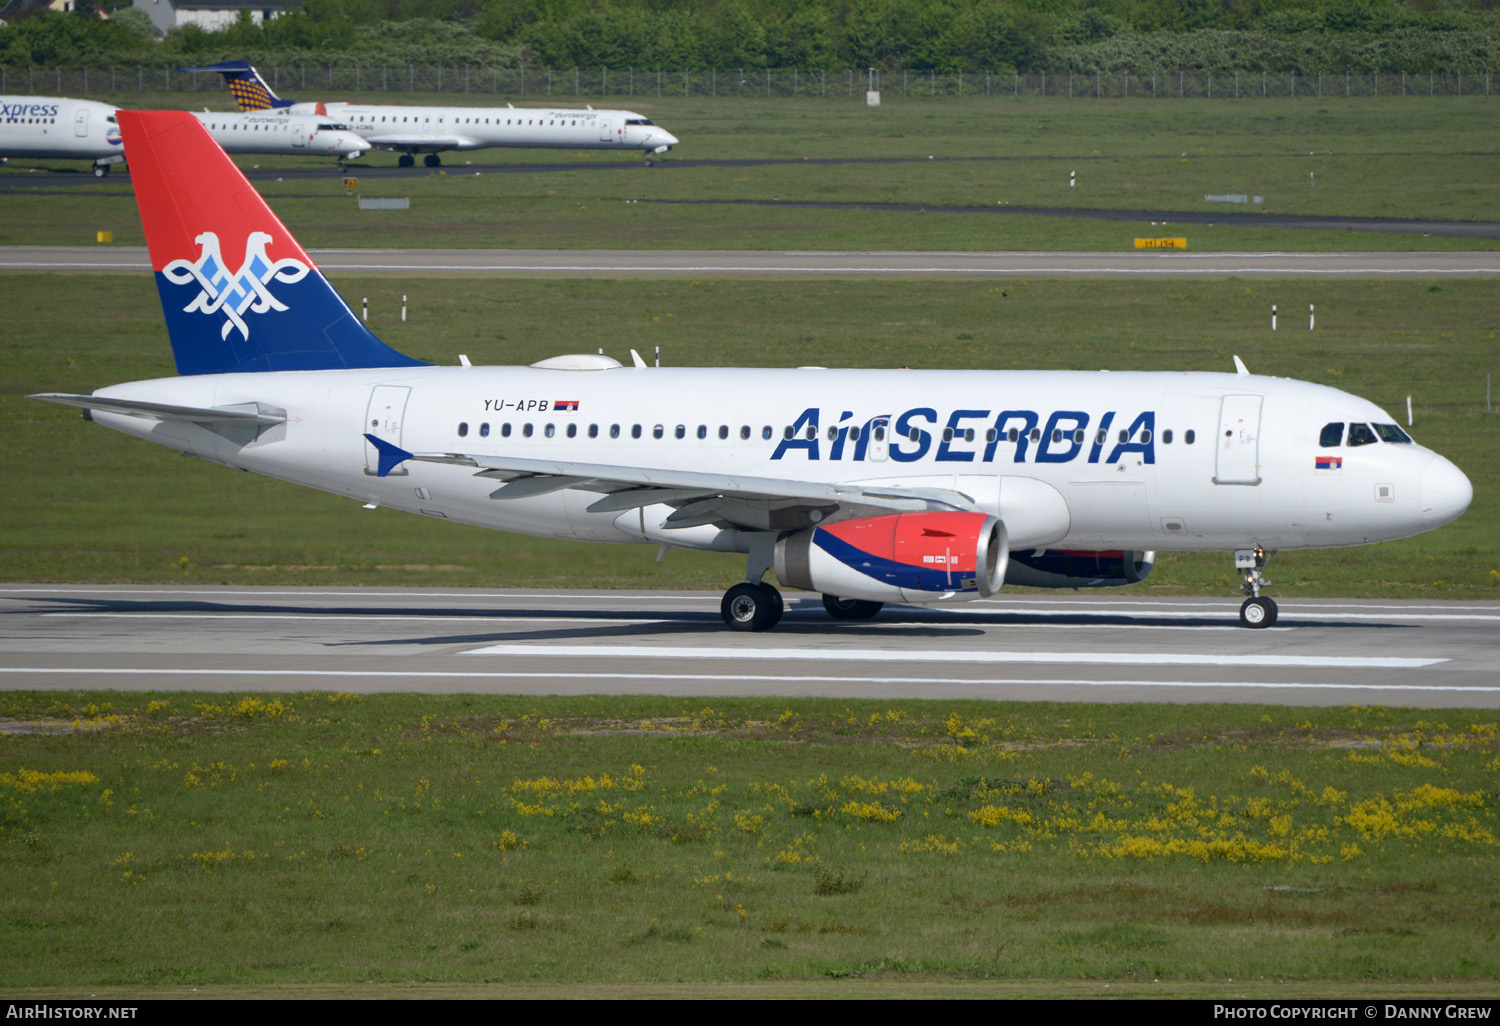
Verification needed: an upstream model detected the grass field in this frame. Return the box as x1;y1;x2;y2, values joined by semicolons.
4;96;1499;251
1;271;1494;597
1;692;1497;994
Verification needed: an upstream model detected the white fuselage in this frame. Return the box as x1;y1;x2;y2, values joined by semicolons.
0;95;122;161
85;364;1471;558
284;101;678;156
190;110;370;159
1;96;370;165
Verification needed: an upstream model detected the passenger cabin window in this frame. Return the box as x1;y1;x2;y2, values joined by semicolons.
1347;423;1378;447
457;422;468;437
479;423;490;437
1185;429;1196;444
522;424;534;438
1320;422;1344;447
501;423;512;438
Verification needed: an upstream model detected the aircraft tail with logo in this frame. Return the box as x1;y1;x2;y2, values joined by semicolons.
179;61;293;112
120;110;424;375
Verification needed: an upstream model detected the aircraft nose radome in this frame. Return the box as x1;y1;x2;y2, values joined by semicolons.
1420;455;1473;527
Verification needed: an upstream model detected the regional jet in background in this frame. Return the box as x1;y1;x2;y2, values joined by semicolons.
186;60;680;166
0;95;125;176
32;112;1472;631
1;94;372;173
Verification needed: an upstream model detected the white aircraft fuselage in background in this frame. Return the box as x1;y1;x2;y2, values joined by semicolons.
32;111;1472;632
186;61;679;166
295;101;679;165
0;95;123;174
1;94;371;173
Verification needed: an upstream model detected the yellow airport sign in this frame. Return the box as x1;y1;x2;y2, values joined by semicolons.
1135;237;1187;249
96;230;112;243
343;177;358;189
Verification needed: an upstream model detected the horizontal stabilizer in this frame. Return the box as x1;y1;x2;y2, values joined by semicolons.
31;393;285;426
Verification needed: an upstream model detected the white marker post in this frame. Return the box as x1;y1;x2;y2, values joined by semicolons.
1070;170;1076;188
1309;304;1315;330
401;295;407;322
1407;396;1413;427
362;297;367;322
1272;305;1277;331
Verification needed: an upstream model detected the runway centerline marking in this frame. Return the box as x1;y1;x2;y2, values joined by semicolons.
457;644;1445;669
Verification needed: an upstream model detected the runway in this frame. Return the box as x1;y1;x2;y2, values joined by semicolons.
6;245;1500;278
3;585;1497;707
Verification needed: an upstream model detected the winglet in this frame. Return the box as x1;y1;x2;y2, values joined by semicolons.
1232;355;1250;375
364;433;414;477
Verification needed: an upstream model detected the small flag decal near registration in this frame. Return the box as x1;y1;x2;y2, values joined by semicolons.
1315;455;1343;473
554;400;580;413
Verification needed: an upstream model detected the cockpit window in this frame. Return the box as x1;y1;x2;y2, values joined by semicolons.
1374;423;1412;444
625;118;654;125
318;123;349;131
1347;423;1378;447
1319;422;1344;447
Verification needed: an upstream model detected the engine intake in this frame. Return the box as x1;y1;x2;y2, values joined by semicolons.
776;511;1008;605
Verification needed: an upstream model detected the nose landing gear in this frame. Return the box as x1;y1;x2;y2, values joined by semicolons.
1236;545;1277;628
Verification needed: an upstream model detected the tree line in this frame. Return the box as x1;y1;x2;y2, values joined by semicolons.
4;0;1499;74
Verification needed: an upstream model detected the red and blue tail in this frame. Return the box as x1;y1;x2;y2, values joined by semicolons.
180;61;293;112
119;110;424;376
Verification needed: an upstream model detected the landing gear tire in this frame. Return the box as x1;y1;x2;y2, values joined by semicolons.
643;157;654;167
722;582;784;632
1239;596;1278;628
92;164;108;178
423;153;442;167
398;154;415;168
822;594;882;621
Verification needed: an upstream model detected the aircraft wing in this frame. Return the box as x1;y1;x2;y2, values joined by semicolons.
364;434;975;531
361;133;474;152
31;393;285;427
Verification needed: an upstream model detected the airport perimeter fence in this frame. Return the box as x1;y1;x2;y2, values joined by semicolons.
3;64;1496;101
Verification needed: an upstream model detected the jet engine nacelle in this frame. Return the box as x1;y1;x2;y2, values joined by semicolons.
775;511;1008;605
1004;549;1155;589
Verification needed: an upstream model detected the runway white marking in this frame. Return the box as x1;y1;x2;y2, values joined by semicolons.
10;260;1500;277
41;612;660;626
0;668;1492;694
458;644;1444;669
34;611;1264;632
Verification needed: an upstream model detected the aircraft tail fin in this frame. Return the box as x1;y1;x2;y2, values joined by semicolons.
179;61;293;112
118;110;425;376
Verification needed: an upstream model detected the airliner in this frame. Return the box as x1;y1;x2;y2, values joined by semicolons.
186;60;680;166
1;95;371;175
32;112;1473;631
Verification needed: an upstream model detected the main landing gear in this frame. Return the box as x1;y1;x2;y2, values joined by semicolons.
823;594;883;620
721;582;783;631
1236;544;1277;628
423;153;442;167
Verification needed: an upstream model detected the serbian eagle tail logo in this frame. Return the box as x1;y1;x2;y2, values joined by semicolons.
117;109;424;376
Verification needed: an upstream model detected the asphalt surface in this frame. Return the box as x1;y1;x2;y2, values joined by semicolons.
4;156;1499;238
7;245;1500;278
3;586;1497;707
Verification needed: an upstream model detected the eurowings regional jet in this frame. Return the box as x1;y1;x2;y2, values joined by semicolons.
1;95;371;174
187;60;679;167
32;111;1473;631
